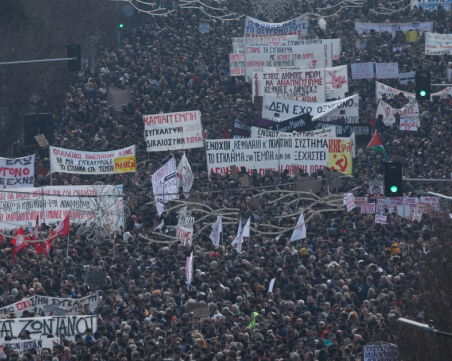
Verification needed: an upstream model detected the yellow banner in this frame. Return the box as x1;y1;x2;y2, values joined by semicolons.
114;156;137;173
406;31;417;42
327;139;352;175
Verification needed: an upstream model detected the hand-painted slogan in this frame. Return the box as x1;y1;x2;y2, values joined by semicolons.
375;81;452;101
413;0;452;11
250;126;336;139
253;69;325;102
0;338;60;357
376;99;419;126
245;43;332;82
0;293;99;318
355;21;433;36
49;146;136;174
0;155;35;188
205;137;352;176
351;62;374;79
244;15;309;39
375;63;398;79
229;53;245;76
152;158;178;202
144;111;203;152
262;94;359;123
0;185;123;230
425;32;452;55
0;315;97;341
232;35;298;53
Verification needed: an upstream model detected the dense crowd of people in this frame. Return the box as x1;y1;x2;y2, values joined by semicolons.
1;1;452;360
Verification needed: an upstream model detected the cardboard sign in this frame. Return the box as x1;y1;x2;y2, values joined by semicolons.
35;134;49;147
230;165;239;180
187;303;209;319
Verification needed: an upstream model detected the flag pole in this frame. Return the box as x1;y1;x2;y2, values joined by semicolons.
67;234;69;257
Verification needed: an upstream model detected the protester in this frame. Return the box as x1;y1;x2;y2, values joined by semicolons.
0;1;449;361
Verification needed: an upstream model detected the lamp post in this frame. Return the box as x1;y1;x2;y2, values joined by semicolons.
398;318;452;338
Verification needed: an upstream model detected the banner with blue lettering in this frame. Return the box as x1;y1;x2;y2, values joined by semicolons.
244;15;309;39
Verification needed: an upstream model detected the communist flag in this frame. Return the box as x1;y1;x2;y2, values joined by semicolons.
327;139;352;175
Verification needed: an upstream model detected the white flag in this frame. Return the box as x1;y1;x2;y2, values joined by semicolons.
209;216;223;246
176;152;194;198
290;213;306;242
242;217;251;238
268;278;276;293
231;218;243;253
156;202;165;216
185;252;193;290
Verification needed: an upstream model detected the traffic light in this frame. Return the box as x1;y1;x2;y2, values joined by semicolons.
415;71;431;100
67;45;81;72
384;162;403;197
119;23;124;28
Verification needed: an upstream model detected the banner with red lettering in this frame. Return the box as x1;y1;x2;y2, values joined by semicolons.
0;155;35;188
49;146;136;174
143;111;203;152
376;99;419;126
229;53;245;76
376;81;452;101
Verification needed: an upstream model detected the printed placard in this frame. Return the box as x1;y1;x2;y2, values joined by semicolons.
345;193;355;211
351;62;374;79
0;155;35;188
354;197;368;206
375;214;387;224
229;53;245;76
376;63;399;79
361;203;376;214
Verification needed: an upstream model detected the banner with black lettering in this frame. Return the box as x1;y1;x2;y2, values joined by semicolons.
144;111;203;151
252;69;325;102
0;315;97;341
0;338;60;358
244;15;309;39
0;185;123;230
0;293;99;318
0;155;35;188
232;35;298;54
376;98;419;126
262;94;359;123
49;146;136;174
250;126;336;138
152;158;178;202
231;118;251;138
375;81;452;101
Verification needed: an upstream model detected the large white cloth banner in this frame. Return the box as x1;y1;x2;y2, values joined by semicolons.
413;0;452;11
244;15;309;39
49;146;136;174
262;94;359;123
232;35;299;53
0;338;60;358
250;126;336;139
0;155;35;188
152;158;178;202
0;315;97;341
252;69;326;102
143;111;203;152
0;185;123;230
355;21;433;36
0;293;99;318
376;99;420;126
176;152;194;198
375;81;452;101
425;32;452;55
245;43;332;82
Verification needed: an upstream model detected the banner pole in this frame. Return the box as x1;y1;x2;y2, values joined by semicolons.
67;233;69;257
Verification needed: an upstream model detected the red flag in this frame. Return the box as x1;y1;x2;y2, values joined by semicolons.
36;239;51;257
223;127;230;139
11;229;29;263
50;216;70;238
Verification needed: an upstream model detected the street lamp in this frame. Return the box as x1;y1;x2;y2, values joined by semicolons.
398;318;452;338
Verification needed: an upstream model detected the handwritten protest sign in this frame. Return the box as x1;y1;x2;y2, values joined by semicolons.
34;134;49;148
0;338;60;358
152;158;178;202
144;111;203;152
363;342;398;361
361;203;375;213
376;62;398;79
351;62;374;79
232;35;298;54
376;99;419;126
425;32;452;55
85;270;108;287
345;193;355;211
399;71;415;85
229;53;245;76
49;146;136;174
250;126;336;139
0;155;35;188
375;214;387;224
244;15;309;39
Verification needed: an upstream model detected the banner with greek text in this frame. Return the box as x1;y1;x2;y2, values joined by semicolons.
351;62;374;79
244;15;309;39
0;338;60;357
144;111;203;152
250;126;336;138
49;146;136;174
425;32;452;55
0;293;99;318
262;94;359;123
252;69;325;102
229;53;245;76
355;21;433;36
0;185;123;230
152;158;178;202
413;0;452;10
245;43;332;82
0;315;97;341
0;155;35;188
375;81;452;100
376;62;398;79
232;35;298;54
376;99;419;126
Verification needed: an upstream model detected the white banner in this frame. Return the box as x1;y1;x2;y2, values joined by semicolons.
144;111;203;152
375;81;452;101
177;207;194;246
252;69;325;102
0;293;99;318
364;342;398;361
425;32;452;55
0;185;123;230
244;15;308;39
245;43;332;82
361;203;376;214
262;94;359;123
375;215;387;224
376;99;419;126
250;126;336;139
176;153;193;198
400;119;419;131
229;53;245;76
232;35;298;53
0;315;97;341
351;62;374;79
49;146;136;174
0;155;35;188
0;338;60;358
399;71;415;85
152;158;178;202
376;63;398;79
413;0;452;10
355;21;433;36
